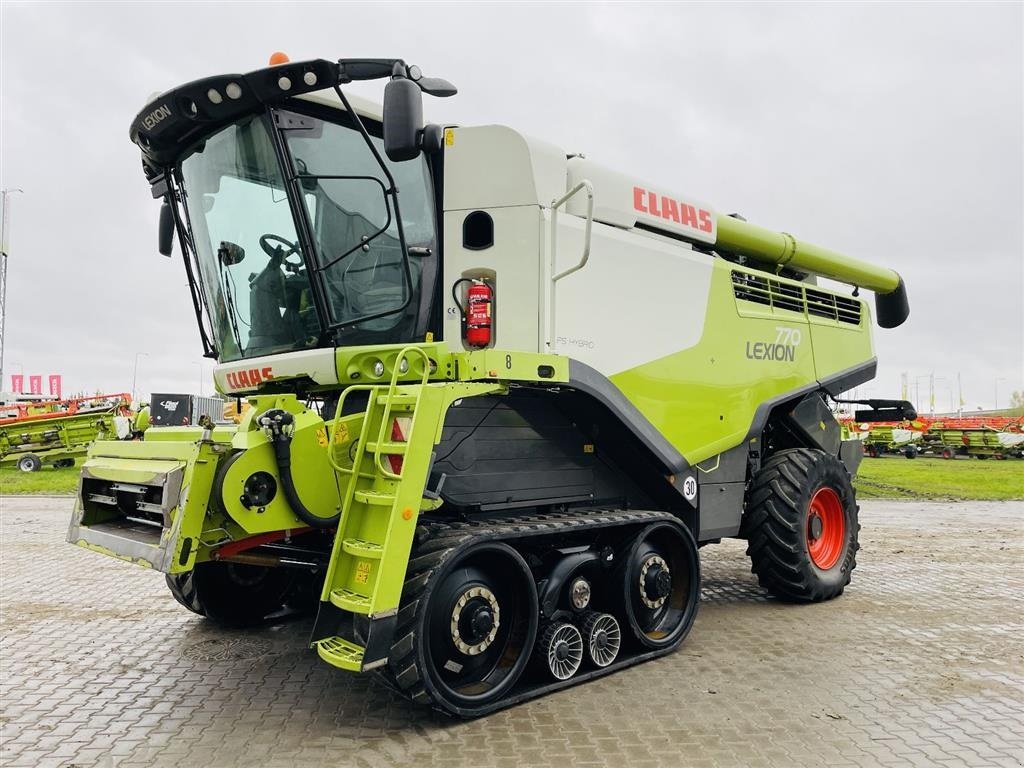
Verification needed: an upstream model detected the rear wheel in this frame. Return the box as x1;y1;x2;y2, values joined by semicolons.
903;445;918;459
166;561;295;626
744;448;859;602
941;446;955;460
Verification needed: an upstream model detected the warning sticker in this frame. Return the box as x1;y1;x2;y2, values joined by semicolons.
334;423;350;444
316;428;328;447
354;561;372;584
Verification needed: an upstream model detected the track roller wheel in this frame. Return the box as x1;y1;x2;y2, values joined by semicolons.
537;622;584;680
386;541;538;715
622;521;700;649
744;448;859;602
578;611;621;668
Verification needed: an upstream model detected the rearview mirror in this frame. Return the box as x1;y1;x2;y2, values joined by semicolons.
158;199;174;257
383;77;423;162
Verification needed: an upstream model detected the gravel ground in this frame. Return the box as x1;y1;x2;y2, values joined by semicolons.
1;496;1022;768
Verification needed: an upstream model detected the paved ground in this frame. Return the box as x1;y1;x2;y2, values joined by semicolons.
1;497;1022;768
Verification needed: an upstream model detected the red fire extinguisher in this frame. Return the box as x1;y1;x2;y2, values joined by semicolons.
456;279;493;348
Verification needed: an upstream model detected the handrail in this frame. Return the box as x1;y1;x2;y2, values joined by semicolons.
372;345;431;479
541;179;594;352
550;180;595;282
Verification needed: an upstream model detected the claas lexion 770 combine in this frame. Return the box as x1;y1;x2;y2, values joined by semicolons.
68;55;912;716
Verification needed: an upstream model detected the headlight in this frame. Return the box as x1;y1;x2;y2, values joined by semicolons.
371;360;385;378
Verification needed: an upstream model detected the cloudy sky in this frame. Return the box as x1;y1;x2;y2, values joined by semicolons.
1;2;1021;411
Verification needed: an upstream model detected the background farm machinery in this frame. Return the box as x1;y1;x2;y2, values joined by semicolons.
0;393;137;472
846;415;1024;460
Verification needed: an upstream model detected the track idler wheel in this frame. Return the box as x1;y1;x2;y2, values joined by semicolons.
409;542;538;712
579;611;621;668
621;521;700;649
537;622;584;680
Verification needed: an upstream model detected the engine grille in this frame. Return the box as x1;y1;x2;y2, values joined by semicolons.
731;271;862;325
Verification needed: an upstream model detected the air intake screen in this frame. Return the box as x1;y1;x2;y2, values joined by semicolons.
731;271;862;325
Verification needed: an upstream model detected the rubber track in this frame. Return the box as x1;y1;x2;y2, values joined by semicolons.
744;448;859;602
379;508;680;715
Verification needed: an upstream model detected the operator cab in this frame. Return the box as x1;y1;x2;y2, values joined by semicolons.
133;57;454;364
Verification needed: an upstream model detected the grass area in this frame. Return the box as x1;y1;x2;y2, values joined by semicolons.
855;456;1024;501
0;464;80;495
1;454;1021;501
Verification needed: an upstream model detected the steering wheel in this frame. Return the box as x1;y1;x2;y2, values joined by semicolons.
259;233;304;269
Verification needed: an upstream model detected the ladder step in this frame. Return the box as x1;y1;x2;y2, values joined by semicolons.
365;441;407;455
376;393;419;407
315;636;365;672
353;489;396;506
329;588;373;614
342;538;384;558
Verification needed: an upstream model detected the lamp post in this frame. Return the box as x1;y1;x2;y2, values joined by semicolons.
994;377;1008;412
911;375;930;415
0;187;25;389
131;352;149;403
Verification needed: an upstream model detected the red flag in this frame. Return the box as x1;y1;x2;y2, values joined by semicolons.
11;374;23;393
28;375;42;394
48;375;62;400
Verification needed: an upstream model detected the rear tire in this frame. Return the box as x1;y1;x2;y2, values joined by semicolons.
744;448;859;602
941;447;955;460
165;561;295;626
903;445;918;459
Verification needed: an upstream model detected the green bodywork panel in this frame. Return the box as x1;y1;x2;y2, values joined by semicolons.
610;262;872;465
220;395;343;533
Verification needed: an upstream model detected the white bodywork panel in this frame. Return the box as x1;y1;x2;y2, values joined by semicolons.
566;157;717;245
443;126;566;211
442;206;543;351
440;125;715;371
214;348;339;395
890;428;922;446
549;213;713;375
996;432;1024;448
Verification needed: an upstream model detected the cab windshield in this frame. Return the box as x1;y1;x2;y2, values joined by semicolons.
178;108;435;362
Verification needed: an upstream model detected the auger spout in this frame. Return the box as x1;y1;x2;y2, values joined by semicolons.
715;214;909;328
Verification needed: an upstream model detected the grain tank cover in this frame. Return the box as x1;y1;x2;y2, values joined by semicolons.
566;158;718;245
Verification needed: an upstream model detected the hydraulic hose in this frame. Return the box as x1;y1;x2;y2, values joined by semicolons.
259;409;340;529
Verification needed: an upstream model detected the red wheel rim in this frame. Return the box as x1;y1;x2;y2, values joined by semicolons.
806;487;845;570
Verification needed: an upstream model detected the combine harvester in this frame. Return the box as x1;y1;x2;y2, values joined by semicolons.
1;393;135;472
67;55;911;716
